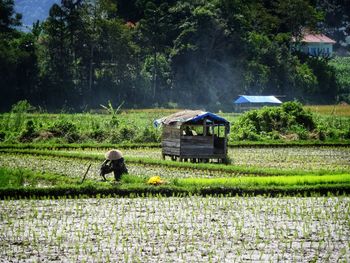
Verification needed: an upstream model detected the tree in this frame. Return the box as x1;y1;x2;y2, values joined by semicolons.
0;0;40;111
137;1;171;103
86;0;140;108
141;53;171;104
114;0;142;22
40;3;74;109
0;0;343;111
169;1;242;109
0;0;21;33
275;0;323;40
306;57;338;103
317;0;350;50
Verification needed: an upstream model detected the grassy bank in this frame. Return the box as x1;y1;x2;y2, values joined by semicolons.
0;167;349;199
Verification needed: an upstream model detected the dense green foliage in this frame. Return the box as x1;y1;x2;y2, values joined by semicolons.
231;102;350;141
317;0;350;50
0;103;165;144
0;102;349;143
0;0;349;112
330;57;350;103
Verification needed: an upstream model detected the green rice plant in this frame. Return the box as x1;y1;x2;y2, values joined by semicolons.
120;174;146;184
0;146;349;197
0;168;25;187
2;147;349;176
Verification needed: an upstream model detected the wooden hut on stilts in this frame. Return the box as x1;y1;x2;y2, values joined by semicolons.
154;110;230;163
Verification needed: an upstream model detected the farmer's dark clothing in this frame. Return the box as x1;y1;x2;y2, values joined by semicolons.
100;158;128;181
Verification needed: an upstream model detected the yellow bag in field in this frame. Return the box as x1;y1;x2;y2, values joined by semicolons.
147;176;164;185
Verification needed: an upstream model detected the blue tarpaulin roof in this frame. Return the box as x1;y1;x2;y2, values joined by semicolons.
234;95;282;104
154;110;229;128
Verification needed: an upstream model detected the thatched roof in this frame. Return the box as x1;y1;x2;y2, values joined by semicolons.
154;110;229;127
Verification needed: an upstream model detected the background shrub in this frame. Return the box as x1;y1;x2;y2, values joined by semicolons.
19;120;37;142
232;101;317;141
48;120;78;137
0;131;5;142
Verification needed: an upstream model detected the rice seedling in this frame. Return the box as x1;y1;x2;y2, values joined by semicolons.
45;145;350;172
0;141;349;261
2;196;347;262
1;145;350;181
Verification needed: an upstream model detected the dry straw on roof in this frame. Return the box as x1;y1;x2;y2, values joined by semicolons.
159;110;205;125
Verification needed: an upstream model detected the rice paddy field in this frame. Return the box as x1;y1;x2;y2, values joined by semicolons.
1;196;349;262
1;146;350;180
0;144;350;261
1;107;350;262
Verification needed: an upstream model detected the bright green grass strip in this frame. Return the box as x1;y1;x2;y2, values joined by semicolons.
176;174;350;188
1;148;348;176
0;168;25;187
0;167;349;198
0;167;83;188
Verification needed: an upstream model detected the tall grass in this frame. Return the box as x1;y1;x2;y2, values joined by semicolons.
305;105;350;117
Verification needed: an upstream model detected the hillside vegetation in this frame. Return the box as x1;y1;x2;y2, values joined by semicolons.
1;0;349;112
330;57;350;103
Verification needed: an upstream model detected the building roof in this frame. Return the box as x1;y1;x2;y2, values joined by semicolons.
154;110;229;128
292;33;336;44
302;33;336;44
234;95;282;104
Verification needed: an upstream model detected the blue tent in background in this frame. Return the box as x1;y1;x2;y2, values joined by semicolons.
234;95;282;104
233;95;283;112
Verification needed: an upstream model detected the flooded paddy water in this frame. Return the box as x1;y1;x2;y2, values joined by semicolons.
0;196;349;262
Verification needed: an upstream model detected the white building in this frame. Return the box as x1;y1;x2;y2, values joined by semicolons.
293;33;336;57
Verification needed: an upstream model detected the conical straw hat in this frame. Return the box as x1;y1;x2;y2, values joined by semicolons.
105;149;123;160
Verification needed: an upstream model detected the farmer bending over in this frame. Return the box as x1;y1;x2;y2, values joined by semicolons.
100;149;128;181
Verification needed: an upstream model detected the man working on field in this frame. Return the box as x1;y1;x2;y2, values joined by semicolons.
100;149;128;181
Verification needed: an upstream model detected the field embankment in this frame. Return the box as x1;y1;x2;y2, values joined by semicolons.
1;144;349;198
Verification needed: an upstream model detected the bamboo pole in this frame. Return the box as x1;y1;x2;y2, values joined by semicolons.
80;163;92;184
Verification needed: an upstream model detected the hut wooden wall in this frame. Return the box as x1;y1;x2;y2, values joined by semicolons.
162;125;180;156
214;137;226;154
180;136;213;156
162;125;227;159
